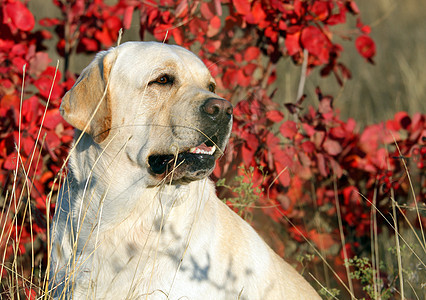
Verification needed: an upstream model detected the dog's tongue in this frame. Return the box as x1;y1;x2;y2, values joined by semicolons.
189;143;216;155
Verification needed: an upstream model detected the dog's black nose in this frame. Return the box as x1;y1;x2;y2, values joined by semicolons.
201;98;233;120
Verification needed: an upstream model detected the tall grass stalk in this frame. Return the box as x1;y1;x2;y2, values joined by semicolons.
333;176;355;299
390;188;404;299
359;194;425;269
370;183;380;300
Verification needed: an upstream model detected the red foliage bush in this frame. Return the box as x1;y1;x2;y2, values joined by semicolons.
219;88;425;252
0;0;424;297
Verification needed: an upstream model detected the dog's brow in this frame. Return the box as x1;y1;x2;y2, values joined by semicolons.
149;65;177;79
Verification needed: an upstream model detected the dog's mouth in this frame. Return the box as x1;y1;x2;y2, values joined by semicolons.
148;137;219;183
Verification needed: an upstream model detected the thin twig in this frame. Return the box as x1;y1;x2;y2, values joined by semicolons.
296;49;309;102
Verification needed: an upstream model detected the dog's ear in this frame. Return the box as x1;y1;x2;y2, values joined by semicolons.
60;50;115;143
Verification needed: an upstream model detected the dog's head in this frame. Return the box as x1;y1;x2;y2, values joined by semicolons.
60;42;232;185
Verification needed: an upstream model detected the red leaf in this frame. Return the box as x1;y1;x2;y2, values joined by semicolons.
43;110;63;130
329;158;343;177
276;167;290;187
153;24;172;42
207;16;221;37
317;153;328;177
243;63;257;76
0;94;20;112
12;57;27;72
343;186;360;205
330;126;346;139
293;0;304;17
251;1;266;25
123;6;135;30
175;0;188;18
266;110;284;123
39;18;61;27
337;63;352;80
200;2;215;20
94;16;121;47
360;24;371;34
274;150;293;170
280;121;297;139
298;151;312;169
288;225;308;243
302;123;315;137
222;68;237;88
301;26;331;63
268;70;277;85
4;1;35;32
205;40;221;53
0;79;14;95
3;154;16;170
327;2;347;25
95;27;114;47
355;35;376;60
323;138;342;156
24;286;37;300
244;46;260;61
313;130;325;148
33;66;63;100
309;230;334;250
241;131;259;151
346;1;360;14
80;38;99;52
214;0;222;16
172;28;183;45
45;130;62;151
311;1;330;21
265;27;278;43
394;111;411;130
301;141;315;153
266;132;280;150
233;0;251;15
318;97;333;115
241;144;255;163
236;69;250;87
21;96;40;124
21;136;34;156
11;43;27;56
29;52;51;76
61;132;74;144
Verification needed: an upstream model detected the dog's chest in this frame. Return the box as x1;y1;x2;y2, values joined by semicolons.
74;201;203;298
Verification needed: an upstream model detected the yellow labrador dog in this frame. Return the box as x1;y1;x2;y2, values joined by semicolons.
49;41;320;299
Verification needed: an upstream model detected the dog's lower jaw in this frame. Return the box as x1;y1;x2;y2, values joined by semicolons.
148;166;216;186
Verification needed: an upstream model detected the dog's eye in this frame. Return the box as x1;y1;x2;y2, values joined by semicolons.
208;83;216;93
152;74;174;85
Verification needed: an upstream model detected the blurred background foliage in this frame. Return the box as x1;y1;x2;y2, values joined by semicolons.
29;0;426;126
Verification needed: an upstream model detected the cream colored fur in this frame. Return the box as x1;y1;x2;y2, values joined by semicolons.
49;41;321;299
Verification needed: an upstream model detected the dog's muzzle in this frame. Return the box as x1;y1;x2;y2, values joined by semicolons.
148;98;233;184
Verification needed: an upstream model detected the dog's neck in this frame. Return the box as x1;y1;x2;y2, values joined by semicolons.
63;131;214;240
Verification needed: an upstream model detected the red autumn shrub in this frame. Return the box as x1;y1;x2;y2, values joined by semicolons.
218;88;425;248
0;0;424;298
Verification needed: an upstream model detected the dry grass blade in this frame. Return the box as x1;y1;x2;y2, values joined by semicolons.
358;193;425;269
391;134;425;249
390;186;405;300
332;176;355;299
